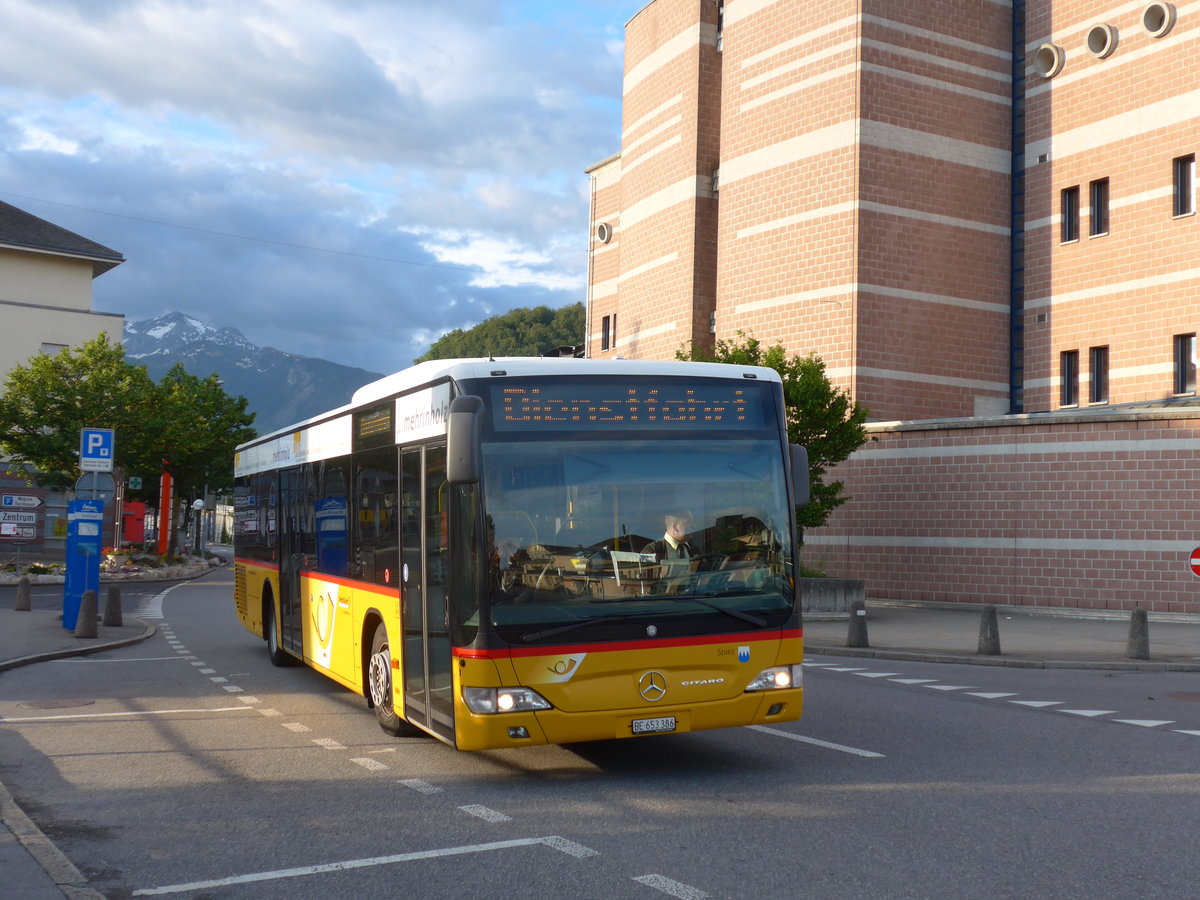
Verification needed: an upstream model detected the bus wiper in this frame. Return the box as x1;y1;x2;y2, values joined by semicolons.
520;613;650;643
670;597;767;627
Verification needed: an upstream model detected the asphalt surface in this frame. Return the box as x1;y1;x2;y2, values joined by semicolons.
1;570;1198;898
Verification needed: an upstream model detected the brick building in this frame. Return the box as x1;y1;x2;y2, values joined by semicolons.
585;0;1200;614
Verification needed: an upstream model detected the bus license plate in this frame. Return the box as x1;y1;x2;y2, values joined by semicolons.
632;716;676;735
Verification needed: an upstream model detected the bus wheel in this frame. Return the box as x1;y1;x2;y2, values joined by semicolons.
265;600;294;667
368;624;410;736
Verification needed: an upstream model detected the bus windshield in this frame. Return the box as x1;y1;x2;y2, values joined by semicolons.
481;436;795;644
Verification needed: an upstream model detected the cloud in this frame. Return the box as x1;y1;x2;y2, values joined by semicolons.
0;0;642;369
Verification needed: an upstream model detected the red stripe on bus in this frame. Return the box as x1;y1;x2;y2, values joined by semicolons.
454;628;802;659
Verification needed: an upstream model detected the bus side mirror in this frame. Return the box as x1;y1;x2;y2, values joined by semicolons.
790;444;810;508
447;395;484;484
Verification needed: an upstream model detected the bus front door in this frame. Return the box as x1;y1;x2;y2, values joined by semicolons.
401;446;454;742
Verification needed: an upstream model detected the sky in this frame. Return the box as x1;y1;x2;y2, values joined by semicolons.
0;0;648;372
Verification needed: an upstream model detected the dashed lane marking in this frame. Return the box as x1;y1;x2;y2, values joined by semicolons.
809;659;1200;735
1010;700;1063;708
399;778;443;794
312;738;345;750
458;804;512;823
351;758;389;772
633;874;708;899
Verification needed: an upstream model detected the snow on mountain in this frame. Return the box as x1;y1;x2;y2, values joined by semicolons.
123;312;383;436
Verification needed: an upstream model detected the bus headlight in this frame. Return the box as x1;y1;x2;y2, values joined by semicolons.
744;665;803;692
462;686;552;714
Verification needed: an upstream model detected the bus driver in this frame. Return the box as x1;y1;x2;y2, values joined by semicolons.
644;510;696;562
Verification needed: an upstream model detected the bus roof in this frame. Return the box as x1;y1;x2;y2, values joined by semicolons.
238;357;782;450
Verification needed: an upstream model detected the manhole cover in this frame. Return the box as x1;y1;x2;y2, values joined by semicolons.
1168;693;1200;703
17;699;96;710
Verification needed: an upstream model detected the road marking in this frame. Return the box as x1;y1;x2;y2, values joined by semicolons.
459;804;511;823
924;684;977;691
748;725;885;758
131;836;601;896
890;678;938;684
399;778;443;794
0;707;255;723
238;696;261;705
853;671;903;678
633;874;708;898
352;758;389;772
61;656;190;663
1175;730;1200;736
282;723;310;732
1057;709;1117;717
1113;719;1175;728
222;686;244;693
313;738;345;750
258;708;283;717
199;668;216;674
209;676;227;683
1009;700;1063;708
966;692;1018;699
825;667;867;672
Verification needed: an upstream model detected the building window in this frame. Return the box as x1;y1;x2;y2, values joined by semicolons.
39;342;67;356
1089;346;1109;403
1174;333;1196;394
601;315;611;351
1061;186;1080;242
1060;350;1079;406
1174;154;1195;217
1089;178;1109;236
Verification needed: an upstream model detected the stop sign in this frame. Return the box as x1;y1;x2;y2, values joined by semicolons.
1191;548;1200;578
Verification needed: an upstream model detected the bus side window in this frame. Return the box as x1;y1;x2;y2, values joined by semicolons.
354;446;399;587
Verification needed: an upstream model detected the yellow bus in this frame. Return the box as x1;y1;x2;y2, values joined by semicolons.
233;358;808;750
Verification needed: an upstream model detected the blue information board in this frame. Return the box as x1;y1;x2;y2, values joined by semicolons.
63;499;104;631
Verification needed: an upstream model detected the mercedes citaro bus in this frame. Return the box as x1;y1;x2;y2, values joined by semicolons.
233;357;809;750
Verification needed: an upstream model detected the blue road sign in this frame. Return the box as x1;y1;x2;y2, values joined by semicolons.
80;427;115;472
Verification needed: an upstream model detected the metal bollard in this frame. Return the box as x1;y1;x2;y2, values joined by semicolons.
977;604;1001;655
74;589;99;639
103;585;123;627
1125;607;1150;660
14;576;31;611
846;598;869;648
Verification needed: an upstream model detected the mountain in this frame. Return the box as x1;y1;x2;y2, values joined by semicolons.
124;312;383;436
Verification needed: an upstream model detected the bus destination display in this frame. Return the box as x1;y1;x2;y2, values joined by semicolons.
494;382;766;430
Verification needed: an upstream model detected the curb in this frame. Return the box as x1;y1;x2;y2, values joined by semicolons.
0;617;157;673
0;780;105;900
804;643;1200;671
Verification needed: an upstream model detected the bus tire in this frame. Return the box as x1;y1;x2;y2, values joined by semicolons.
265;598;294;667
368;623;419;736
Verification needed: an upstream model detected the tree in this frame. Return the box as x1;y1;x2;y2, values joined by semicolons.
0;335;160;490
416;302;584;362
0;336;256;498
678;333;868;531
155;364;256;498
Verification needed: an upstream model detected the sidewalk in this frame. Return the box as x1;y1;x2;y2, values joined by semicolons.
804;601;1200;671
0;571;180;900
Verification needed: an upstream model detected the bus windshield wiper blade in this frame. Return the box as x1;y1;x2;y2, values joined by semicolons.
520;613;649;643
672;597;767;627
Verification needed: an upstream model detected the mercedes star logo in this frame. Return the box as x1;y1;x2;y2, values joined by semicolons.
639;670;667;702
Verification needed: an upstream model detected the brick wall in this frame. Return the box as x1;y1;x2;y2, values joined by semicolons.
812;409;1200;614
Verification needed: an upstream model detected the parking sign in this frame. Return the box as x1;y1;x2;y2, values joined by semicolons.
79;427;115;472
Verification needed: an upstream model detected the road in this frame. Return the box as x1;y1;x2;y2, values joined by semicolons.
1;568;1198;899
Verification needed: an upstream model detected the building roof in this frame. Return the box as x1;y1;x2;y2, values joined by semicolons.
0;200;125;276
